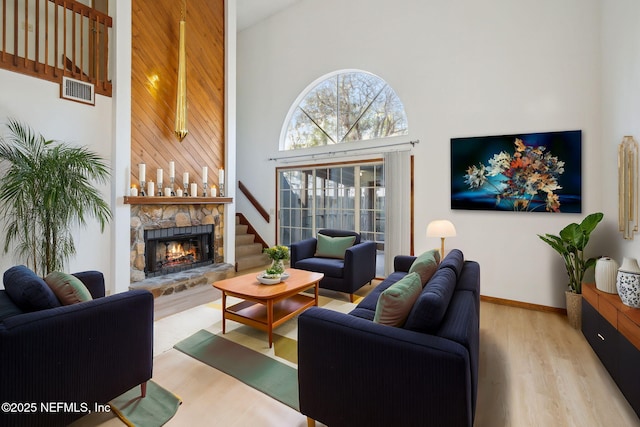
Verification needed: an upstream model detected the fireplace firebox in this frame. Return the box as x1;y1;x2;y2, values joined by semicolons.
144;225;214;277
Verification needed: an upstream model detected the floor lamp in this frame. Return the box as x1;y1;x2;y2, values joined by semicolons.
427;220;457;259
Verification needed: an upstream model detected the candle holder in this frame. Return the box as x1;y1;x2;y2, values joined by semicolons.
219;183;225;197
183;181;189;197
157;180;163;196
170;177;176;196
202;181;208;197
140;180;146;197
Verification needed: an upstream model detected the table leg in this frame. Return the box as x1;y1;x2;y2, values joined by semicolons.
267;299;274;348
221;292;227;334
314;281;319;306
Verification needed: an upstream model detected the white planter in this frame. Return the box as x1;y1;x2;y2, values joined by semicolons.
595;257;619;294
617;257;640;308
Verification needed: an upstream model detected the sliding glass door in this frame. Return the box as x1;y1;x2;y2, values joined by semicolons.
278;161;384;250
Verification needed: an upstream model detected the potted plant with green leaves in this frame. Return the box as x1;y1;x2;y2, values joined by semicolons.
538;212;604;328
0;119;112;276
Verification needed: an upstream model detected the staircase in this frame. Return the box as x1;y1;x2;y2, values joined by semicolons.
235;215;270;272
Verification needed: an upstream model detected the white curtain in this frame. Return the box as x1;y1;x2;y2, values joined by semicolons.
383;151;411;276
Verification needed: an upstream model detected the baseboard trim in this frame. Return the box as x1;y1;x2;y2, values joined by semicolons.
481;295;567;315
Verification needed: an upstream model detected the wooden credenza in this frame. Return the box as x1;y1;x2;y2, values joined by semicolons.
582;283;640;417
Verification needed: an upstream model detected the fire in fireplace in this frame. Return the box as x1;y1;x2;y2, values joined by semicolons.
144;225;214;277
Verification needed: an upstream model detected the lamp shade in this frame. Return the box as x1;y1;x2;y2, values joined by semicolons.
427;220;457;238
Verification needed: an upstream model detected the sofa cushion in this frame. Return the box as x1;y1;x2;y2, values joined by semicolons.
294;257;345;278
408;248;440;286
373;272;422;327
438;249;464;278
0;290;23;321
356;271;407;312
314;234;356;259
45;271;93;305
3;265;61;312
403;267;458;333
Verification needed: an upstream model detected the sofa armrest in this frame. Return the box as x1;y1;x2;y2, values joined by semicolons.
298;307;473;427
290;237;317;267
344;241;377;283
72;270;105;298
394;255;417;273
0;290;153;425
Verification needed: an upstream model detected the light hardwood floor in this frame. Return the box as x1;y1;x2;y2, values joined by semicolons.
75;287;640;427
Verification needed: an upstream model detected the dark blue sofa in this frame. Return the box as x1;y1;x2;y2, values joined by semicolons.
298;249;480;427
0;269;154;426
290;229;377;302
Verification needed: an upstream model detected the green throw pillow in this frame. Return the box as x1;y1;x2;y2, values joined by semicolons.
373;272;422;327
314;234;356;259
45;271;93;305
408;248;441;286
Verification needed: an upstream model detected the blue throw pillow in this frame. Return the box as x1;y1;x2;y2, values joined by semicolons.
0;290;23;321
3;265;61;312
403;267;458;333
438;249;464;278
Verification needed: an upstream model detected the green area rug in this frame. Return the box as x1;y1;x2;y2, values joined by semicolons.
174;329;299;410
110;380;182;427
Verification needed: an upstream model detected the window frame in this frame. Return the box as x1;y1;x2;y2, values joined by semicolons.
280;69;409;151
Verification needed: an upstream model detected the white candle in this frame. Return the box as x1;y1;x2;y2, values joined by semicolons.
202;166;208;183
157;168;163;185
176;188;183;197
218;168;224;184
169;161;175;178
164;187;171;197
211;185;217;197
183;172;189;185
190;183;197;197
147;181;155;196
130;186;138;197
139;163;146;182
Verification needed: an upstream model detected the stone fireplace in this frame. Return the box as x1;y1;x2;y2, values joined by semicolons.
129;203;225;283
144;225;214;277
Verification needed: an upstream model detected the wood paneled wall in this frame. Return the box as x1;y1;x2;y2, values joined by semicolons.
131;0;224;188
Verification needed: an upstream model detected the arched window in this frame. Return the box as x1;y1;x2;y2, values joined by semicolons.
282;70;408;150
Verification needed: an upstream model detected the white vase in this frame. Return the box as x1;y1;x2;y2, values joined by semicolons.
617;257;640;307
595;257;619;294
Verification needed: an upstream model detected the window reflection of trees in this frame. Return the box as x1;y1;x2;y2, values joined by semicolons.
283;71;408;150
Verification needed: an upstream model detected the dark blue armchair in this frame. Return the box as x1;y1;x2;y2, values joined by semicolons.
290;229;377;302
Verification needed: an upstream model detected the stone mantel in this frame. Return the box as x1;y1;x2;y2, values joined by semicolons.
124;196;232;205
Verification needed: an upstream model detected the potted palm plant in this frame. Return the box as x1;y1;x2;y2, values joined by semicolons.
0;119;112;276
538;212;604;328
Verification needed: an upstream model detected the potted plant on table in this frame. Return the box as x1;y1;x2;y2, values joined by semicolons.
263;245;290;278
0;119;112;276
538;212;604;328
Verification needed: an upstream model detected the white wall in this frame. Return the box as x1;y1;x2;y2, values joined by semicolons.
237;0;604;308
0;70;114;286
601;1;640;262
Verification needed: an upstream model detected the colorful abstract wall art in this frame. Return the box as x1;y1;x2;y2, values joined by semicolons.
451;130;582;213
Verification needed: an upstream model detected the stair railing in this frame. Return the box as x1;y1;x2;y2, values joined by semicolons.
0;0;112;97
238;180;270;223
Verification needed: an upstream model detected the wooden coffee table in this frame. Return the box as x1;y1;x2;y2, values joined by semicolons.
213;268;324;347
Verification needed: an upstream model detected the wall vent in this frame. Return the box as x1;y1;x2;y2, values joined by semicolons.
61;77;95;105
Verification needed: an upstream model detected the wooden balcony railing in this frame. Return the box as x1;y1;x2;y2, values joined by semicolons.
0;0;112;97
